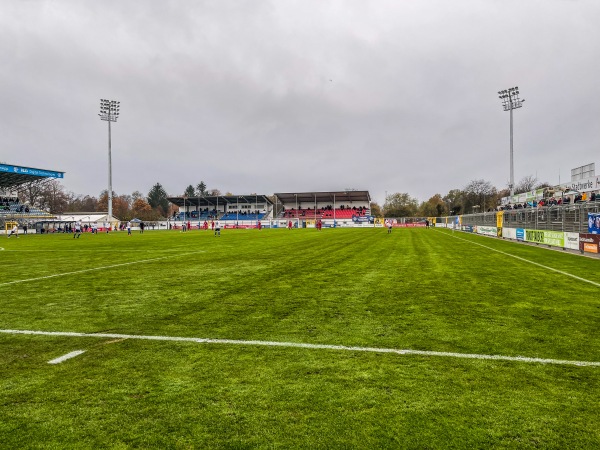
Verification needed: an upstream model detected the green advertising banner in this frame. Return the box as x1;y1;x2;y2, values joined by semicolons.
524;229;565;247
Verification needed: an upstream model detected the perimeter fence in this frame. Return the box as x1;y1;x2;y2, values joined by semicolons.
448;200;600;233
435;200;600;255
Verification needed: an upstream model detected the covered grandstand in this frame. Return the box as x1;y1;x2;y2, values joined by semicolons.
0;163;63;233
167;194;273;223
274;190;372;226
167;191;373;228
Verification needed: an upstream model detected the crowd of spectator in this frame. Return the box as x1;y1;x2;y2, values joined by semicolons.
282;205;369;218
498;192;597;211
0;197;30;213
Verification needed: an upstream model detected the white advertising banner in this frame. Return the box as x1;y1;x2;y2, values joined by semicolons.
564;232;580;250
503;228;517;240
559;176;600;193
477;226;498;237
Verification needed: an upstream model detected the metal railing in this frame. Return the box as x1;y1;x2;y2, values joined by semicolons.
445;200;600;233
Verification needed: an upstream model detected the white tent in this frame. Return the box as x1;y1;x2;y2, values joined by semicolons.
55;212;120;229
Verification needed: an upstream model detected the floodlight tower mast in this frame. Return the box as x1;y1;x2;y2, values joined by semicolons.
98;99;120;223
498;87;524;196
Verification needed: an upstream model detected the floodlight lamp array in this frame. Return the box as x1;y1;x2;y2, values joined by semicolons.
98;99;121;122
497;87;524;111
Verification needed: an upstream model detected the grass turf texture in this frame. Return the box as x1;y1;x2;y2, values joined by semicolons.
1;228;599;448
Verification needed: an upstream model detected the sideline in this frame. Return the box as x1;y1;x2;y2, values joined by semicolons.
1;329;599;368
0;251;205;288
438;230;600;288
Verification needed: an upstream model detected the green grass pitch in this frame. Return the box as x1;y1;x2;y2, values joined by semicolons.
1;227;600;448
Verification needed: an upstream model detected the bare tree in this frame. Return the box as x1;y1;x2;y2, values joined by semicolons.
16;179;51;208
463;179;497;213
514;175;538;193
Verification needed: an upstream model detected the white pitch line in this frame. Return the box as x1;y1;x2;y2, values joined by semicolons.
0;251;204;288
1;329;599;368
441;231;600;288
48;350;86;365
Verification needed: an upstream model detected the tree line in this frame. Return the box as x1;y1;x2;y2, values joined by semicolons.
14;180;223;221
381;175;550;218
13;175;548;220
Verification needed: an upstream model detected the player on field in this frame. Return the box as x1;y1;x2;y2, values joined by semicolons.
385;219;392;234
7;224;19;238
74;221;82;238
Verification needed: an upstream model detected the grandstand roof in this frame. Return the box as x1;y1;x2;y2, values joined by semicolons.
0;163;65;190
168;194;273;208
275;191;371;205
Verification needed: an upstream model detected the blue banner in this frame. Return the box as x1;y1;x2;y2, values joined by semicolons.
516;228;525;241
352;215;374;223
0;163;64;179
588;213;600;234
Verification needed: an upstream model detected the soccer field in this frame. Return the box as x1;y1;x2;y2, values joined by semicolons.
1;228;599;448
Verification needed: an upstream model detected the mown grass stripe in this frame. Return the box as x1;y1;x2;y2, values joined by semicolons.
2;329;599;368
441;230;600;287
0;251;204;287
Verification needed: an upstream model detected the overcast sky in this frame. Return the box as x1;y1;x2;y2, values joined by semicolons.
2;0;599;204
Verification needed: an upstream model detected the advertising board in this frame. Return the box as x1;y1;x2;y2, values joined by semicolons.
477;226;497;237
579;234;600;254
524;229;565;247
503;228;517;240
564;233;580;251
516;228;525;241
588;213;600;234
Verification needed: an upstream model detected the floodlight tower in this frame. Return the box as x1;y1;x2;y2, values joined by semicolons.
98;99;120;222
498;87;524;196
